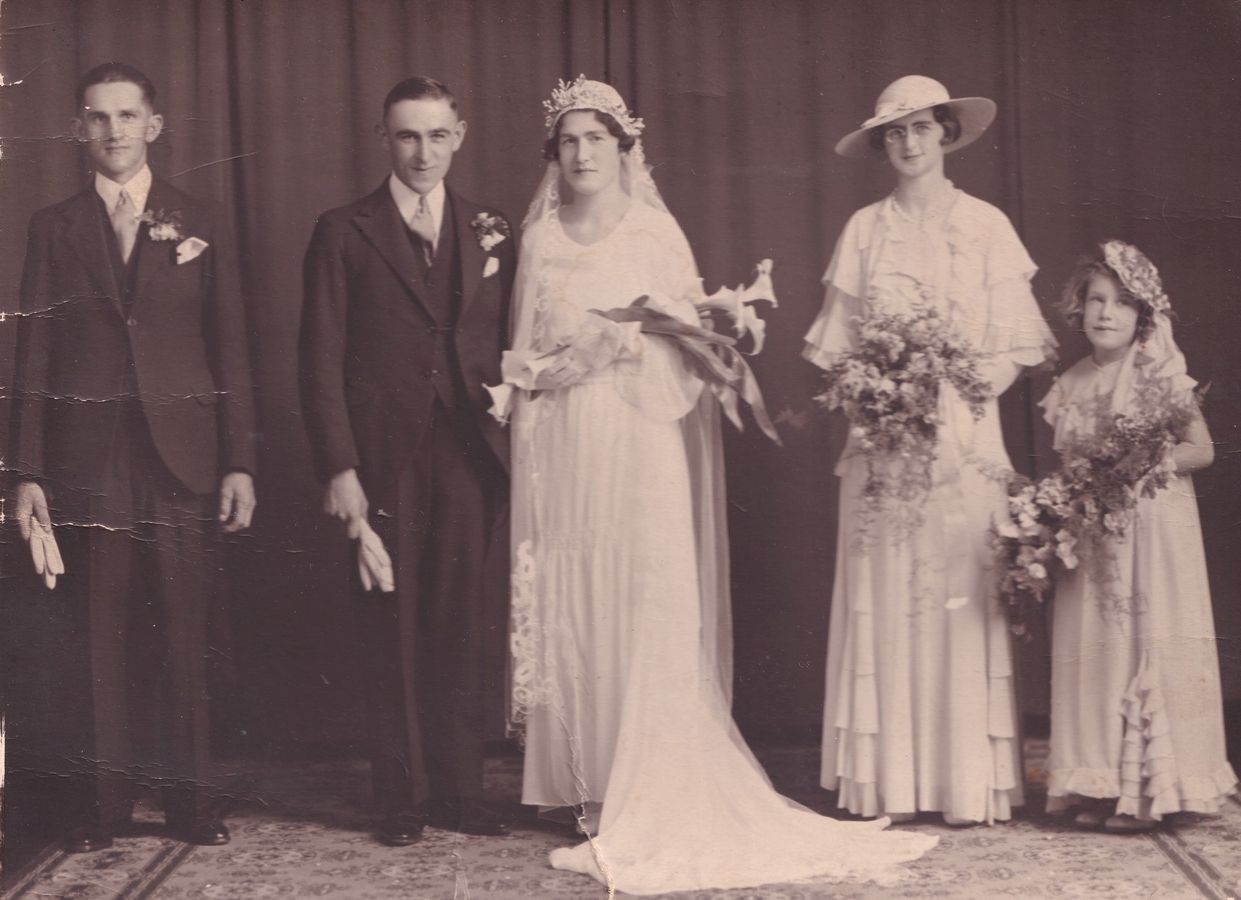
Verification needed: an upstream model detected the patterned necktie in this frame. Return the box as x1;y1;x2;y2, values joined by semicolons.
111;188;139;264
408;194;436;265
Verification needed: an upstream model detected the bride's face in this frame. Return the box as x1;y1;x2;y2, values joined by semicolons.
558;110;625;198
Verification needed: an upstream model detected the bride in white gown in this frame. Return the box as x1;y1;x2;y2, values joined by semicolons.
488;76;937;896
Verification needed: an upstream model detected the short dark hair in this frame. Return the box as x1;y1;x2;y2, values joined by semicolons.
868;103;962;153
1058;250;1158;343
76;62;156;110
383;76;458;119
542;109;637;161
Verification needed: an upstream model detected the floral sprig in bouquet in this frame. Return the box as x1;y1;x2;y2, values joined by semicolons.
992;472;1076;633
813;305;993;521
992;379;1200;635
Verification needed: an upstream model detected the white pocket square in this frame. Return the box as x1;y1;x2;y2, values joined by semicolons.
176;237;209;264
482;256;499;278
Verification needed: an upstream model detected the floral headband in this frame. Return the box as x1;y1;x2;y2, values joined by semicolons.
1102;240;1170;313
544;75;644;138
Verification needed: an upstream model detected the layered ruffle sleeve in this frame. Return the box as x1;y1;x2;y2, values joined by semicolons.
959;198;1057;370
802;207;873;370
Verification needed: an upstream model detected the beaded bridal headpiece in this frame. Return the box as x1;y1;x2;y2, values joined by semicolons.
1102;240;1171;313
544;74;645;137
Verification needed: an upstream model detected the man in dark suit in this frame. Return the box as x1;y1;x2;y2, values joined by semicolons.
9;63;256;851
300;76;514;845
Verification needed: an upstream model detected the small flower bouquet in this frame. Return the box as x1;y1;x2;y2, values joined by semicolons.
991;380;1199;635
814;305;993;518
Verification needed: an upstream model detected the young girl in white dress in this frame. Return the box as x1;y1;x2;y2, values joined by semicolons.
489;76;937;896
1042;241;1239;833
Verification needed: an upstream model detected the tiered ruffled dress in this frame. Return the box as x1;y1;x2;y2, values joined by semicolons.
1042;358;1239;818
803;188;1055;823
503;200;938;895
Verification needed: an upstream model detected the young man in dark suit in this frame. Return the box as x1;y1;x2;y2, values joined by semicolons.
300;77;514;846
9;63;256;851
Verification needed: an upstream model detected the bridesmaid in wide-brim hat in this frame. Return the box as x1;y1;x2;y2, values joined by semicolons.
804;75;1056;826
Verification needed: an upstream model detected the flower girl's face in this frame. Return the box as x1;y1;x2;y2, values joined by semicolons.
1083;273;1139;360
558;111;624;198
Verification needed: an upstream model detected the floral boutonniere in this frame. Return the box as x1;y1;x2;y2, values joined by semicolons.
471;212;510;252
139;208;185;242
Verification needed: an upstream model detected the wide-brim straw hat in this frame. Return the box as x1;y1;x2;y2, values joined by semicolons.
835;75;996;159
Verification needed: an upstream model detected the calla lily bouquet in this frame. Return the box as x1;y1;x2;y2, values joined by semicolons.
695;258;778;356
591;259;782;444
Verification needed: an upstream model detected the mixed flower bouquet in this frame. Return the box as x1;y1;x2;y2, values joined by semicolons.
813;305;993;519
992;379;1199;635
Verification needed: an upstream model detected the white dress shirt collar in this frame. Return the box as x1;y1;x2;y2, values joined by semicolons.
388;173;446;246
95;165;153;215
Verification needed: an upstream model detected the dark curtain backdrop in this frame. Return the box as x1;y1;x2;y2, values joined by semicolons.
3;0;1239;756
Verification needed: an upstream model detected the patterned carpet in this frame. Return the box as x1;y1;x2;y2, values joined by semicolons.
4;742;1239;900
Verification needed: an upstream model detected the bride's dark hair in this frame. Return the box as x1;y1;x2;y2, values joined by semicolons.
543;109;637;160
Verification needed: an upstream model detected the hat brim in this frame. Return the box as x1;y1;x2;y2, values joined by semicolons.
834;97;997;159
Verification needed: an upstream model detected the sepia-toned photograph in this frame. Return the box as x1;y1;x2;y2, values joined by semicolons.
1;1;1238;897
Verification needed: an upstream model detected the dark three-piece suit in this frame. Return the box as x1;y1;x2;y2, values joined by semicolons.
300;181;514;810
9;177;256;826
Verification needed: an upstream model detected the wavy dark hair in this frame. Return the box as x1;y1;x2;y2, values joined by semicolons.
543;109;637;161
383;76;457;119
867;104;962;153
1058;250;1158;343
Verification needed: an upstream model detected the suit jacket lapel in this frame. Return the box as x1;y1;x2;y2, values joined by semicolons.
452;189;484;319
61;187;123;315
352;184;439;323
132;179;176;306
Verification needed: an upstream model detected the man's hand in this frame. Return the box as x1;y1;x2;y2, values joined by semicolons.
325;468;368;539
357;519;395;593
218;471;257;532
15;480;64;588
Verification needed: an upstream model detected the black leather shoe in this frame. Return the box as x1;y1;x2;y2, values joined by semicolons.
66;826;114;853
169;819;230;846
425;797;510;836
378;809;425;846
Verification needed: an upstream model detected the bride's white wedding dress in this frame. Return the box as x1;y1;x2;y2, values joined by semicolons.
496;194;937;895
